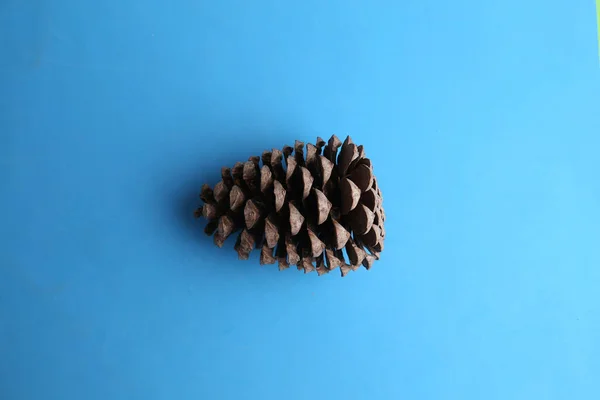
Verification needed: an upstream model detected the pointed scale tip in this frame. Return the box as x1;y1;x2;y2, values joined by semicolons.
313;188;332;225
217;215;235;239
331;219;351;250
340;265;351;277
270;148;283;165
319;155;334;188
337;139;358;176
325;249;343;270
278;258;290;271
307;228;326;258
264;214;280;249
235;230;255;260
260;243;277;265
285;235;301;265
213;181;229;203
229;185;245;211
202;203;218;220
306;143;318;165
260;165;273;193
261;150;272;166
301;254;316;274
285;155;297;184
300;167;314;200
362;254;376;270
213;233;226;248
315;255;328;275
200;184;215;204
244;199;262;229
316;137;326;148
288;202;305;236
273;180;286;212
339;177;361;215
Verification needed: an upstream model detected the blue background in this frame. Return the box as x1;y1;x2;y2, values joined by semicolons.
1;1;599;399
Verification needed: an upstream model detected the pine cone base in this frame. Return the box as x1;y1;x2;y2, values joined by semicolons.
195;135;385;276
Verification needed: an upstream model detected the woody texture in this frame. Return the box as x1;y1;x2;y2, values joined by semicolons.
194;135;385;276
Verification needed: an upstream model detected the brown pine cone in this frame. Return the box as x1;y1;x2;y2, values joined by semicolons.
194;135;385;276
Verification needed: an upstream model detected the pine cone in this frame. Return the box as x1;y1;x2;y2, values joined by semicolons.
194;135;385;276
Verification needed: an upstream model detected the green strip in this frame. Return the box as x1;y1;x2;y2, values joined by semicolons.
597;0;600;61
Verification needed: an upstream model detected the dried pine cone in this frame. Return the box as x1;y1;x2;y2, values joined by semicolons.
194;135;385;276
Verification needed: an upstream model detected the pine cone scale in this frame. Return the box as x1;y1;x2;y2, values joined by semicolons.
229;186;246;211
